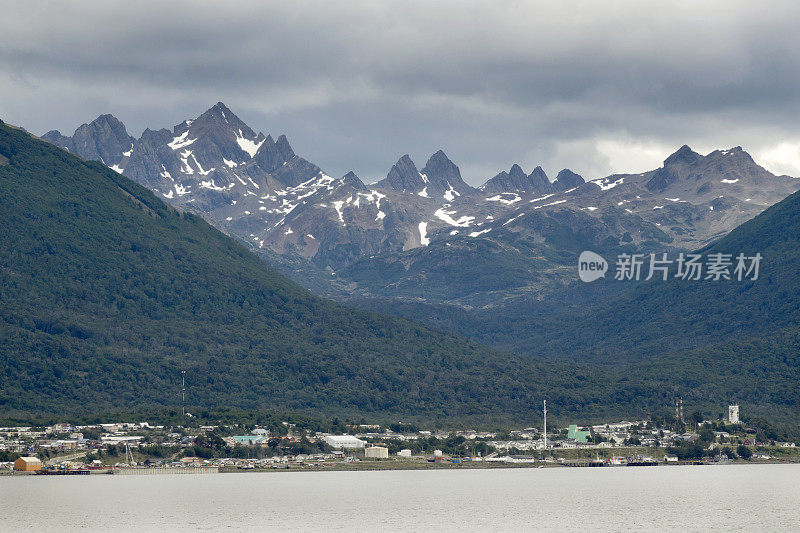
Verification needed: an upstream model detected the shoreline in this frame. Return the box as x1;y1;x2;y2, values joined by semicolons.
2;459;798;478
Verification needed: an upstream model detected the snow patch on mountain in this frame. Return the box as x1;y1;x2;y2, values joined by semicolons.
592;177;625;191
332;200;346;225
487;193;521;205
530;193;555;203
443;182;460;201
419;222;430;246
236;129;265;158
533;199;567;209
200;179;226;191
434;207;475;227
168;131;196;150
179;150;195;174
159;165;173;181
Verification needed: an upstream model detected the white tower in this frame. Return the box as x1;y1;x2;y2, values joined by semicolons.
543;400;547;450
181;370;186;418
728;405;739;424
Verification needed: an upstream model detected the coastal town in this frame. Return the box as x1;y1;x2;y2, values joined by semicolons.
3;405;798;475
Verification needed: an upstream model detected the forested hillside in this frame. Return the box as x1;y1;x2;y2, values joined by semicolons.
359;188;800;425
0;120;645;424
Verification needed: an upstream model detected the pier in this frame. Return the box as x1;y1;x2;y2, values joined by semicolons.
113;466;219;475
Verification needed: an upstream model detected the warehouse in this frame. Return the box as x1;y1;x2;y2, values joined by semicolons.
322;435;366;449
14;457;42;471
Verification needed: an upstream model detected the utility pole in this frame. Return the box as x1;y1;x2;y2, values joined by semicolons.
543;400;547;450
181;370;186;418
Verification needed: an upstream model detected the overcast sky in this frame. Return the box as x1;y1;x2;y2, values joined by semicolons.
3;0;800;184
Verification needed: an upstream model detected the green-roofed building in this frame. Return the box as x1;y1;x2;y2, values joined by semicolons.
568;425;591;443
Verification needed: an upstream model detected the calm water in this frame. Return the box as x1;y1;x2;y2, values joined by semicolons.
2;464;799;532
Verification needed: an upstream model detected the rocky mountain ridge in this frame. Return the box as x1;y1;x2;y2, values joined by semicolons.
43;103;800;304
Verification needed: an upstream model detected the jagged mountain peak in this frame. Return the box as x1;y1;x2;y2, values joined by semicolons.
553;169;584;190
188;102;254;136
706;146;755;164
483;163;550;194
397;154;415;166
483;164;584;195
212;101;232;113
75;113;129;138
85;113;126;129
375;150;473;197
276;134;295;160
664;144;702;166
527;165;551;192
421;150;473;196
530;165;548;179
422;150;459;180
41;113;134;168
378;154;423;192
342;171;367;190
646;143;787;195
426;149;452;165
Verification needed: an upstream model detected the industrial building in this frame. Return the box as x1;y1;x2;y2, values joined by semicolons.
14;457;42;471
323;435;366;449
364;446;389;459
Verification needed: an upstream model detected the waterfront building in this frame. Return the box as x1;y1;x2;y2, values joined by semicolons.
13;457;42;471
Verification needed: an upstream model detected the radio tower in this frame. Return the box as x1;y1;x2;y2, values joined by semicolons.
675;398;683;423
181;370;186;418
543;400;547;450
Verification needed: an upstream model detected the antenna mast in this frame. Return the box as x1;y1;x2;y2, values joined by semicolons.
181;370;186;418
543;400;547;450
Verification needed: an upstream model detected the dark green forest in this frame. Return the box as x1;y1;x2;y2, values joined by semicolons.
352;188;800;428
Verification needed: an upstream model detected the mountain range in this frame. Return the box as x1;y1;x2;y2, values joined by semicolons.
5;110;800;432
43;103;800;306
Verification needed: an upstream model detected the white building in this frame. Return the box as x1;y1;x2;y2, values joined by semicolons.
728;405;739;424
397;449;412;458
323;435;366;449
365;446;389;459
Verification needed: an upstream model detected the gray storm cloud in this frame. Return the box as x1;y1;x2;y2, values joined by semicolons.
2;0;800;182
